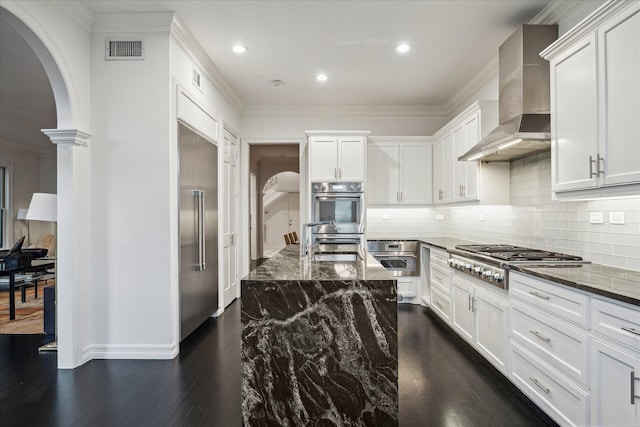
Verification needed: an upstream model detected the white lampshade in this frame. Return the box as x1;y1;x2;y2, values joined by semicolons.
16;208;29;220
25;193;57;222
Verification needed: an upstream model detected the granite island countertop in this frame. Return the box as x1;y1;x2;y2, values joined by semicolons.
241;244;398;426
242;243;393;281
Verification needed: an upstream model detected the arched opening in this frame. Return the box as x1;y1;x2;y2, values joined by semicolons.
261;171;300;257
1;6;87;368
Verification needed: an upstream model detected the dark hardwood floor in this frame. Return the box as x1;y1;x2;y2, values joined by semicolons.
0;302;557;427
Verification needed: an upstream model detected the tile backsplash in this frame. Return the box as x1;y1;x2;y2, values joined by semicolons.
368;152;640;271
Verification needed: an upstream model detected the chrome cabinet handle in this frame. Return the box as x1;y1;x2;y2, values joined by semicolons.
529;377;550;394
400;191;403;202
334;168;338;178
468;294;472;311
622;327;640;336
597;154;604;177
590;155;597;178
529;330;551;343
434;276;442;281
529;291;550;300
339;167;342;178
631;371;640;404
435;301;443;310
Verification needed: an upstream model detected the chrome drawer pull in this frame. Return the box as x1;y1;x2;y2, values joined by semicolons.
435;301;443;310
434;276;442;281
529;377;550;394
632;371;640;404
621;326;640;336
529;330;551;343
529;291;550;300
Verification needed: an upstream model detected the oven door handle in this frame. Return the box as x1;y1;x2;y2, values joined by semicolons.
315;195;362;200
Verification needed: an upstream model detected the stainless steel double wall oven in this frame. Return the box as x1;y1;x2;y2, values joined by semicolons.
311;182;365;246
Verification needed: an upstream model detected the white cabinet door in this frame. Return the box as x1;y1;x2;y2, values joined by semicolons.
400;144;432;205
442;133;453;204
338;136;366;181
550;34;599;192
475;286;509;374
310;136;338;182
452;276;475;343
599;5;640;187
591;338;640;427
433;138;445;204
452;125;466;203
367;143;400;204
462;113;480;201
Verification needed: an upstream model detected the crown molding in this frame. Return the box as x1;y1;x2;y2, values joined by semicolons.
530;0;585;25
52;0;93;33
170;15;244;113
91;11;174;35
242;104;448;118
368;136;431;143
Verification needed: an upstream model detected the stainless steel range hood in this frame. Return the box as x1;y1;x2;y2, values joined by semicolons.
459;25;558;162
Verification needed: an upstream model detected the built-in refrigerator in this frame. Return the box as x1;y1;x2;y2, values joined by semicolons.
178;123;218;340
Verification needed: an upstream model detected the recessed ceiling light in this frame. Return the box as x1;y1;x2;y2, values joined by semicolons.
232;45;248;54
396;43;411;53
316;73;328;82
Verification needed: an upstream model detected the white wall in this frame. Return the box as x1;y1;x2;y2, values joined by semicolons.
241;107;448;140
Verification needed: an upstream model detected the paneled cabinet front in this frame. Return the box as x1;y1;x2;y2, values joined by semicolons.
542;1;640;198
367;138;432;206
308;133;368;182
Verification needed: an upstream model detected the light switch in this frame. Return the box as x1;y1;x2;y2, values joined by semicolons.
609;212;625;225
435;214;445;221
589;212;604;224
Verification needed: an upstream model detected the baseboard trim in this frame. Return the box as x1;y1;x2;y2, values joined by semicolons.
82;343;179;361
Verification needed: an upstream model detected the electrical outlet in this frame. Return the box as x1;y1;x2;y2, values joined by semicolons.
609;212;625;225
589;212;604;224
479;214;485;221
381;214;391;220
435;214;445;221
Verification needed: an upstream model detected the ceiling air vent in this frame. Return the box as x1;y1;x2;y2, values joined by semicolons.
105;39;144;61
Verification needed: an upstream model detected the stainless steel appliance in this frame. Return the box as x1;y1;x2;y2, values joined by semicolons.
367;240;419;277
459;25;558;162
311;182;365;246
447;244;587;289
178;123;218;341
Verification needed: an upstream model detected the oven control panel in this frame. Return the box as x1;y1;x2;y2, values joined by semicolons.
447;255;506;289
312;182;363;193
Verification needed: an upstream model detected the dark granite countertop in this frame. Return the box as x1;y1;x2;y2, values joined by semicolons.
508;263;640;307
368;236;639;306
242;244;393;281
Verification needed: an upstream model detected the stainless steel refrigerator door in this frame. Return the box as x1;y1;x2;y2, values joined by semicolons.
179;123;218;341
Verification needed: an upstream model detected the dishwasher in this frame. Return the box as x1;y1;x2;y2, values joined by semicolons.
367;240;420;303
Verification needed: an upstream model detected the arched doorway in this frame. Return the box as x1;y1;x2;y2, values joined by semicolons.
1;5;91;368
262;171;300;257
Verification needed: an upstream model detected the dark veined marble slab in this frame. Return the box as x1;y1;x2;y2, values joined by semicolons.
241;246;398;426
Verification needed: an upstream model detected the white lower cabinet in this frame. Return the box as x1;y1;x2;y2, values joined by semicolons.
511;342;590;427
430;287;452;325
397;277;420;304
452;273;509;374
590;297;640;427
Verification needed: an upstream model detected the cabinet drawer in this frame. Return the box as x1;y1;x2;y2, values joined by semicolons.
511;301;589;386
430;264;451;295
510;343;589;427
430;248;449;267
430;287;451;325
397;277;418;298
510;272;589;328
592;297;640;350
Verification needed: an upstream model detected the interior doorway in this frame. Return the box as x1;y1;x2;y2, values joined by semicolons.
248;144;300;261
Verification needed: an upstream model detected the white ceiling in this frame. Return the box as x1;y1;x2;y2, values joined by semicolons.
0;0;553;150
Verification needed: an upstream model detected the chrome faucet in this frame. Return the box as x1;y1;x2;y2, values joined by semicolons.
301;221;332;257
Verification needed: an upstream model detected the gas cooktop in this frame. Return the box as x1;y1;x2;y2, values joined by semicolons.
455;244;583;262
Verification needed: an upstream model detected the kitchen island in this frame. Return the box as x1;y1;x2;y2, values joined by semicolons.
241;245;398;426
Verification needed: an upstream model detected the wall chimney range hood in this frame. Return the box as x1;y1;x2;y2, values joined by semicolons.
460;25;558;162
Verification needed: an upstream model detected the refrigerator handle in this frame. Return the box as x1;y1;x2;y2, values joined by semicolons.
192;190;206;271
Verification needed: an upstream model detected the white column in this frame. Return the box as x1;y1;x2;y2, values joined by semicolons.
42;129;92;369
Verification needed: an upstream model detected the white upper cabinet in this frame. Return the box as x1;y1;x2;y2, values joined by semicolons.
307;132;369;182
541;1;640;198
433;101;509;205
367;137;432;206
